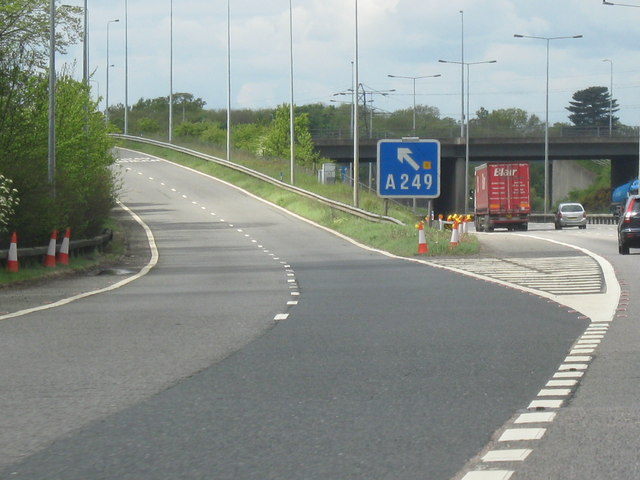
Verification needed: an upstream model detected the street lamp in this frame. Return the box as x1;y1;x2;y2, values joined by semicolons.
387;74;441;134
603;59;613;136
48;0;56;191
106;19;119;123
603;0;640;6
226;0;231;161
82;0;88;87
439;59;496;214
124;0;129;135
169;0;173;142
289;0;295;185
353;0;360;207
514;33;583;214
603;0;640;184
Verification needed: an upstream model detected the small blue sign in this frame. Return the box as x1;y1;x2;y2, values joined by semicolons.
377;139;441;198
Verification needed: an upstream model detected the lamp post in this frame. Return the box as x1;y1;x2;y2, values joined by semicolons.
353;0;359;207
386;74;441;134
439;59;496;214
459;10;464;138
514;33;582;214
124;0;129;135
48;0;56;192
169;0;173;142
289;0;295;185
603;0;640;182
106;19;119;123
603;0;640;6
226;0;231;162
603;59;613;136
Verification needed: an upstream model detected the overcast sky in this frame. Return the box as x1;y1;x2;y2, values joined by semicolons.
60;0;640;127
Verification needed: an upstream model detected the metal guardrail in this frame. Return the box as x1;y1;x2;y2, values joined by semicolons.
529;213;617;225
1;230;113;268
113;134;405;226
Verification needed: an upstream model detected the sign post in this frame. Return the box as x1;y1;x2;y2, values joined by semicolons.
377;139;441;199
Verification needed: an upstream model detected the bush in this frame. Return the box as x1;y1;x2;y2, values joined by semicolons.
0;72;117;246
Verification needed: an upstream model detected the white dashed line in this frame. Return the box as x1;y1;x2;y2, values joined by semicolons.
123;161;300;331
498;428;546;442
514;412;556;424
482;449;532;462
461;470;514;480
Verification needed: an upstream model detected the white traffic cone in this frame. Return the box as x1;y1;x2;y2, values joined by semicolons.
57;228;70;265
449;222;459;247
44;230;57;267
417;223;428;254
6;232;18;273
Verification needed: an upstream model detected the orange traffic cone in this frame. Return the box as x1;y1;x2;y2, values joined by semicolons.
44;229;57;267
417;223;428;254
6;232;18;273
57;228;70;265
449;221;459;247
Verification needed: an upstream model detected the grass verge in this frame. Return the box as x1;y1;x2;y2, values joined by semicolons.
0;219;126;287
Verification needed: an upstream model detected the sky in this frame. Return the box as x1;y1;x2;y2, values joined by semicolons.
58;0;640;128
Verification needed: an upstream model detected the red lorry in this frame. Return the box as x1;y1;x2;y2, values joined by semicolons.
474;162;530;232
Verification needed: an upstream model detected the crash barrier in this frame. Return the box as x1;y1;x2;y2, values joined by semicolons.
422;213;617;230
1;229;113;271
529;213;617;225
112;135;404;226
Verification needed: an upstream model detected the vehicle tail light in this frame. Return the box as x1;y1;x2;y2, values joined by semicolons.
623;200;635;224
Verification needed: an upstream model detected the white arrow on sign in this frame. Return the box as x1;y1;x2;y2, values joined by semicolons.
397;148;420;171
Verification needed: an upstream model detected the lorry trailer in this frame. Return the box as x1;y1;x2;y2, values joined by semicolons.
474;162;530;232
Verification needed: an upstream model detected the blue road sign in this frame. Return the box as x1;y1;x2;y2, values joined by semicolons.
377;139;441;198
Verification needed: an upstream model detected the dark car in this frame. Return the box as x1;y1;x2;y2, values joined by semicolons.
555;203;587;229
618;195;640;254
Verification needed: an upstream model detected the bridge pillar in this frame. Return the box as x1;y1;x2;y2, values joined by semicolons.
453;157;466;213
610;156;638;188
552;160;596;205
435;156;465;214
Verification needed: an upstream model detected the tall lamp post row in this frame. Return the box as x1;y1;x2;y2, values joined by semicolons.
438;59;496;214
603;0;640;185
386;74;441;134
105;18;119;123
513;34;582;214
602;58;613;136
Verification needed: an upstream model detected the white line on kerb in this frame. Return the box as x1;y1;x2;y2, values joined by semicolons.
0;201;159;322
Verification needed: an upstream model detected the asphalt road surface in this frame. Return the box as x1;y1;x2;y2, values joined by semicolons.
0;150;597;480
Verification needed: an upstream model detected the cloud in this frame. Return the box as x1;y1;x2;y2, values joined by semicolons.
58;0;640;126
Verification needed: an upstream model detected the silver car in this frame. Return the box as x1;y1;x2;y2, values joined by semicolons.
555;203;587;229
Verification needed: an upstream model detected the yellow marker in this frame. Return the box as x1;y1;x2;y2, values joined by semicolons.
423;161;432;169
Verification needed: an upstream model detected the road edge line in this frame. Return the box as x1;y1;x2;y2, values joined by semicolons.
0;201;159;321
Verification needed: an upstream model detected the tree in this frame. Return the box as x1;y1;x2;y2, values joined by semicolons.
472;107;543;135
0;0;81;69
0;1;115;246
566;86;619;127
259;104;320;168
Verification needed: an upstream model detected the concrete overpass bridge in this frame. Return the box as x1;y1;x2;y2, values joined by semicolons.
314;135;640;213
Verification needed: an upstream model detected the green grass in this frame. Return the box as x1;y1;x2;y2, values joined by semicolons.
119;139;479;258
0;250;123;286
0;218;125;286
